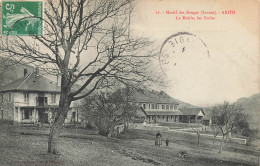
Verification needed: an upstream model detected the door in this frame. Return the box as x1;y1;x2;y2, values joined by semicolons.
38;109;48;123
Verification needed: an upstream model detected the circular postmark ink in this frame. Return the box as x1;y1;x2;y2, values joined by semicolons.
159;32;210;76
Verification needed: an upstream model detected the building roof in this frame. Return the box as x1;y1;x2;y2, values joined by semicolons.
179;108;205;116
145;110;183;116
0;72;61;93
0;57;35;87
129;89;179;104
201;107;212;120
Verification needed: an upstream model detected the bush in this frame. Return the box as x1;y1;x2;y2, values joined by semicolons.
85;123;95;130
98;130;109;136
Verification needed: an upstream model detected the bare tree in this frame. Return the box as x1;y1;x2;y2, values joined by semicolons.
190;123;202;146
0;0;164;154
211;124;221;144
80;87;138;138
211;102;248;153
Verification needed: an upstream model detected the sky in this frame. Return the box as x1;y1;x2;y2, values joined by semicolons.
0;0;258;107
131;0;259;106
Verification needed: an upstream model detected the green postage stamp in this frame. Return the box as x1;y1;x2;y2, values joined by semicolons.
1;1;43;36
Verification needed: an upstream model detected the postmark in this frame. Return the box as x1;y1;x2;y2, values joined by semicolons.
1;1;43;36
159;32;210;76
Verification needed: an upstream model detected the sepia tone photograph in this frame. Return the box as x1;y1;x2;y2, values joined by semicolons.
0;0;259;165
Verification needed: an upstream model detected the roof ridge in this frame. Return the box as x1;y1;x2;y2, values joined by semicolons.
16;73;33;90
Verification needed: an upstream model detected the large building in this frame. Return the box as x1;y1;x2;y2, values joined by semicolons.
0;69;79;125
129;90;205;124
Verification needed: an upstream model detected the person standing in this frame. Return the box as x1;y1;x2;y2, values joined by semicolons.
156;131;162;147
165;138;169;147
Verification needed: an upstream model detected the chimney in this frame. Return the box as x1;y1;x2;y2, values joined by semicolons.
24;69;28;77
57;74;61;86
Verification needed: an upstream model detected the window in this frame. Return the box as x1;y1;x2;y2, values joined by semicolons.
105;93;110;98
51;94;56;103
24;93;29;103
22;109;32;120
162;105;165;109
8;93;12;102
166;105;169;109
151;104;155;109
1;110;3;119
142;104;146;109
1;94;3;103
174;105;178;110
170;105;173;110
72;112;76;119
36;97;48;106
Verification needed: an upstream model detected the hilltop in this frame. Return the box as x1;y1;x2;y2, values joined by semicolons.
236;94;260;129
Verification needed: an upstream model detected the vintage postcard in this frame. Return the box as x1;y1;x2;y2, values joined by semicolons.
0;0;259;165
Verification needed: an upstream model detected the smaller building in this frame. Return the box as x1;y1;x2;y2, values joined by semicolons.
201;107;212;126
179;108;205;123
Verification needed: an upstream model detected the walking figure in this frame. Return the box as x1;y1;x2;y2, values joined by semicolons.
165;138;169;147
155;131;162;147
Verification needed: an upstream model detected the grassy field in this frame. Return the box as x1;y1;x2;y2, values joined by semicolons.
0;123;259;166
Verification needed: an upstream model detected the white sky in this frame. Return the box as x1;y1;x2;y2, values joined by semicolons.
2;0;258;107
131;0;259;106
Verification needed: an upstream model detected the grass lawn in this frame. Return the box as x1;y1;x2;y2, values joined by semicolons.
0;123;259;166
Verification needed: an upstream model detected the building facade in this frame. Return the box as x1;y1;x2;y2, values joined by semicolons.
129;90;206;124
129;90;183;123
179;108;205;123
0;70;79;125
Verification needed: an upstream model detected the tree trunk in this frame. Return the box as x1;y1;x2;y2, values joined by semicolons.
226;132;231;142
197;130;200;146
219;135;225;153
213;126;216;144
124;119;126;132
48;114;65;154
126;117;129;130
213;135;216;144
107;125;114;138
48;82;71;154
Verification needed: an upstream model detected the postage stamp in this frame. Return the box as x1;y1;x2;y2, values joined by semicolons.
1;1;43;36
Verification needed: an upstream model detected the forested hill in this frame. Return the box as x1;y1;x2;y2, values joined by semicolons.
236;94;260;129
